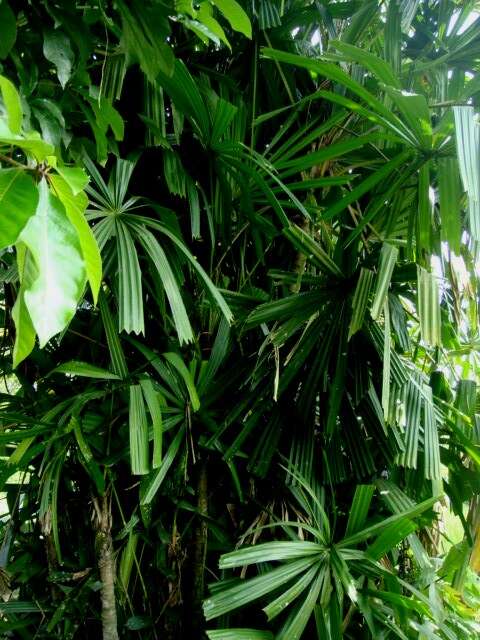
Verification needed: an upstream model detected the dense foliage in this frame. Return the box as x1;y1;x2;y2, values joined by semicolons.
0;0;480;638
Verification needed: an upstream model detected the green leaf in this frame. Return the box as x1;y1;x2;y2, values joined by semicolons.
0;119;54;161
141;423;185;505
0;1;16;59
133;225;194;345
98;290;129;379
203;557;317;620
322;151;411;222
366;516;418;560
348;268;374;340
263;562;320;621
371;243;398;320
49;174;102;305
129;385;150;475
283;224;343;278
43;29;74;89
72;417;105;495
331;41;401;89
219;542;322;569
423;386;441;481
207;631;273;640
163;352;200;411
276;570;324;640
211;0;252;38
0;169;38;250
417;266;441;348
345;485;375;536
0;75;22;133
55;166;89;195
50;361;121;380
438;157;461;254
338;495;439;548
116;220;144;335
18;179;86;347
137;217;233;324
12;247;36;367
261;49;414;144
140;377;163;468
453;106;480;240
383;86;432;149
197;4;230;48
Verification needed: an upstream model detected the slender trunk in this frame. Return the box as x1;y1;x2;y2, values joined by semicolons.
94;494;119;640
192;460;208;628
40;510;60;602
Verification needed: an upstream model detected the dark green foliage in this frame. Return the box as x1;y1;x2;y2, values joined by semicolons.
0;1;479;639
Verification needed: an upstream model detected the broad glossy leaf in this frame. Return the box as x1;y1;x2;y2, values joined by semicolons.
43;29;74;89
0;119;54;161
49;174;101;304
0;75;22;133
55;166;89;195
0;1;16;59
18;179;86;347
0;169;38;250
212;0;252;38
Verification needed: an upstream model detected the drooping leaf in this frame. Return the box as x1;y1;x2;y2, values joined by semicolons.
116;221;144;335
49;174;102;304
0;169;38;250
0;119;54;161
453;106;480;240
129;385;150;475
0;74;22;133
211;0;252;38
55;166;89;195
43;29;74;89
371;243;398;320
50;361;121;380
417;266;441;348
18;179;86;347
0;1;16;59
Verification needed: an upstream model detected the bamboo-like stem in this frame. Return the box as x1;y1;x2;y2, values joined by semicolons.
192;460;208;626
94;494;119;640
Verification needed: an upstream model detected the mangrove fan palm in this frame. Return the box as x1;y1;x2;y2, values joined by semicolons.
0;1;479;638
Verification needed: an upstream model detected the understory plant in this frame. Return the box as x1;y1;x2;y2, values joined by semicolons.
0;1;479;639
